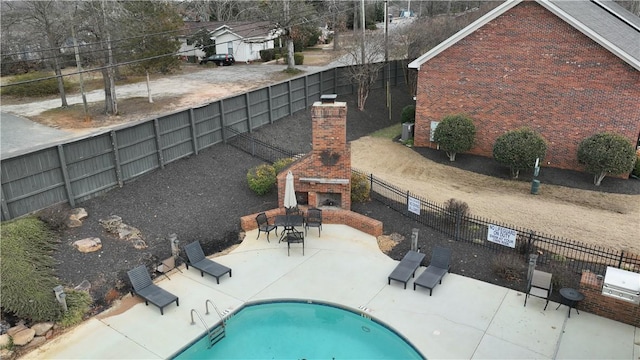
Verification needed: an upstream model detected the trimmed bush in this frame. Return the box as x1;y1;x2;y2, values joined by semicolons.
351;172;371;203
1;71;72;97
273;157;294;174
433;114;476;161
633;155;640;178
493;127;547;179
247;164;276;195
58;289;93;328
0;217;62;322
294;52;304;65
400;105;415;124
577;132;636;186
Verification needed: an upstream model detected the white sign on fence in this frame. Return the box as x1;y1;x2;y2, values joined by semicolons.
487;224;517;248
408;196;421;215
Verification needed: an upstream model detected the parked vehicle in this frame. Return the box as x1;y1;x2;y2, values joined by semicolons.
199;54;235;66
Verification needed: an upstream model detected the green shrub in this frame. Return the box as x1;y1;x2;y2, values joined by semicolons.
400;105;415;124
58;289;93;328
1;71;72;97
351;172;371;203
247;164;276;195
577;132;636;186
294;52;304;65
633;155;640;177
0;217;62;322
273;157;294;174
493;127;547;179
433;114;476;161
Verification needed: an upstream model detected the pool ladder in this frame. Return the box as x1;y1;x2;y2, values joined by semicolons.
190;299;227;348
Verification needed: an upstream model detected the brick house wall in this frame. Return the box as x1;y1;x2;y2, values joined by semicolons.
414;2;640;173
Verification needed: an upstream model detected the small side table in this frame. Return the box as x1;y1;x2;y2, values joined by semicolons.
556;288;585;318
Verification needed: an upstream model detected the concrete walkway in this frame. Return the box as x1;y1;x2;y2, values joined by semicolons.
22;225;639;359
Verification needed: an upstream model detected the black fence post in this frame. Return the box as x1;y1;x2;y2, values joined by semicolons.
618;251;624;268
454;211;462;241
527;230;535;255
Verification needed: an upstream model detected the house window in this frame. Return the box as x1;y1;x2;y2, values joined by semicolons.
227;43;233;55
186;38;193;46
430;121;439;142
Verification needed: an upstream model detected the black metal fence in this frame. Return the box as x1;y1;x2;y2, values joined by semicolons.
227;130;640;276
355;169;640;276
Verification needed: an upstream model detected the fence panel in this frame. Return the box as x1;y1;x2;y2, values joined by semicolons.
116;122;160;181
64;135;119;203
222;94;250;134
290;77;307;113
270;82;291;122
157;111;194;164
247;88;271;129
0;148;67;220
320;68;337;95
305;72;322;104
193;102;223;150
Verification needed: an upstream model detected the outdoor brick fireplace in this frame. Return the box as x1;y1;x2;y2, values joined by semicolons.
277;95;351;210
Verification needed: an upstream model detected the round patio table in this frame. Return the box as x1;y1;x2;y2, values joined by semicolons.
556;288;585;318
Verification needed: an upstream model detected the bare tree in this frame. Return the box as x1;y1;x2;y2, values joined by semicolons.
340;32;386;110
4;0;72;107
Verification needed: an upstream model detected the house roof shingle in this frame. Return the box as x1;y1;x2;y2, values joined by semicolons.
408;0;640;71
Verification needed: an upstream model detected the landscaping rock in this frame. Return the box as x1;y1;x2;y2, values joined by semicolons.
73;238;102;253
74;280;91;292
69;207;88;221
24;335;46;349
132;238;148;250
31;322;53;336
6;324;27;337
0;320;10;334
0;348;13;358
12;328;35;346
66;218;83;228
0;333;10;348
99;215;122;232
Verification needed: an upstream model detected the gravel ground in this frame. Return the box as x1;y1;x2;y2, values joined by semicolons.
47;85;635;312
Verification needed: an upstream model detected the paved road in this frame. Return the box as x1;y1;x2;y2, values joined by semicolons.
0;112;80;158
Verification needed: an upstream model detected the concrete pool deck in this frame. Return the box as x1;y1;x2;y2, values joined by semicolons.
23;225;639;359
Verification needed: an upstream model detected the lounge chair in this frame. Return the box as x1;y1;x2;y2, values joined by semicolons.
388;250;426;289
256;212;277;242
184;241;232;284
524;269;552;310
414;246;452;295
127;265;179;315
305;208;322;236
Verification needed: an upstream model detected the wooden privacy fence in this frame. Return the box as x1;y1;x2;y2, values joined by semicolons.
354;169;640;275
0;61;407;221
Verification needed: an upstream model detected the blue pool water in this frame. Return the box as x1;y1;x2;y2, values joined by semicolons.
173;301;424;359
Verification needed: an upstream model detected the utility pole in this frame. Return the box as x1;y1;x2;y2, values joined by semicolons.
72;26;90;122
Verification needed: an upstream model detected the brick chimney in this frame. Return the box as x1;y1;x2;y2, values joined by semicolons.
277;95;351;210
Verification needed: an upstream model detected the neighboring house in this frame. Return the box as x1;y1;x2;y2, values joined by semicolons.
408;0;640;174
178;21;280;63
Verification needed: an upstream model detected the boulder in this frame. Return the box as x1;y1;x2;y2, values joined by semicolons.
73;238;102;253
69;207;88;221
24;335;46;349
0;349;13;358
99;215;122;232
31;322;53;336
6;324;27;337
12;328;35;346
0;334;10;348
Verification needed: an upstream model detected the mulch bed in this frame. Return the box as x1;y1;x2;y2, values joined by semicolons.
47;86;638;313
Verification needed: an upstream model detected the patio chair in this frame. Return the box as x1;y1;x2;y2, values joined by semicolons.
305;208;322;236
524;269;553;310
184;241;232;284
127;265;179;315
413;246;452;295
256;212;277;242
388;250;426;289
286;229;304;256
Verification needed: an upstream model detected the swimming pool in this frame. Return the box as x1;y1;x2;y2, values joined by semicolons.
172;300;425;359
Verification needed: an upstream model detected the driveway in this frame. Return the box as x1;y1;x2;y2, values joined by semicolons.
0;112;78;157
